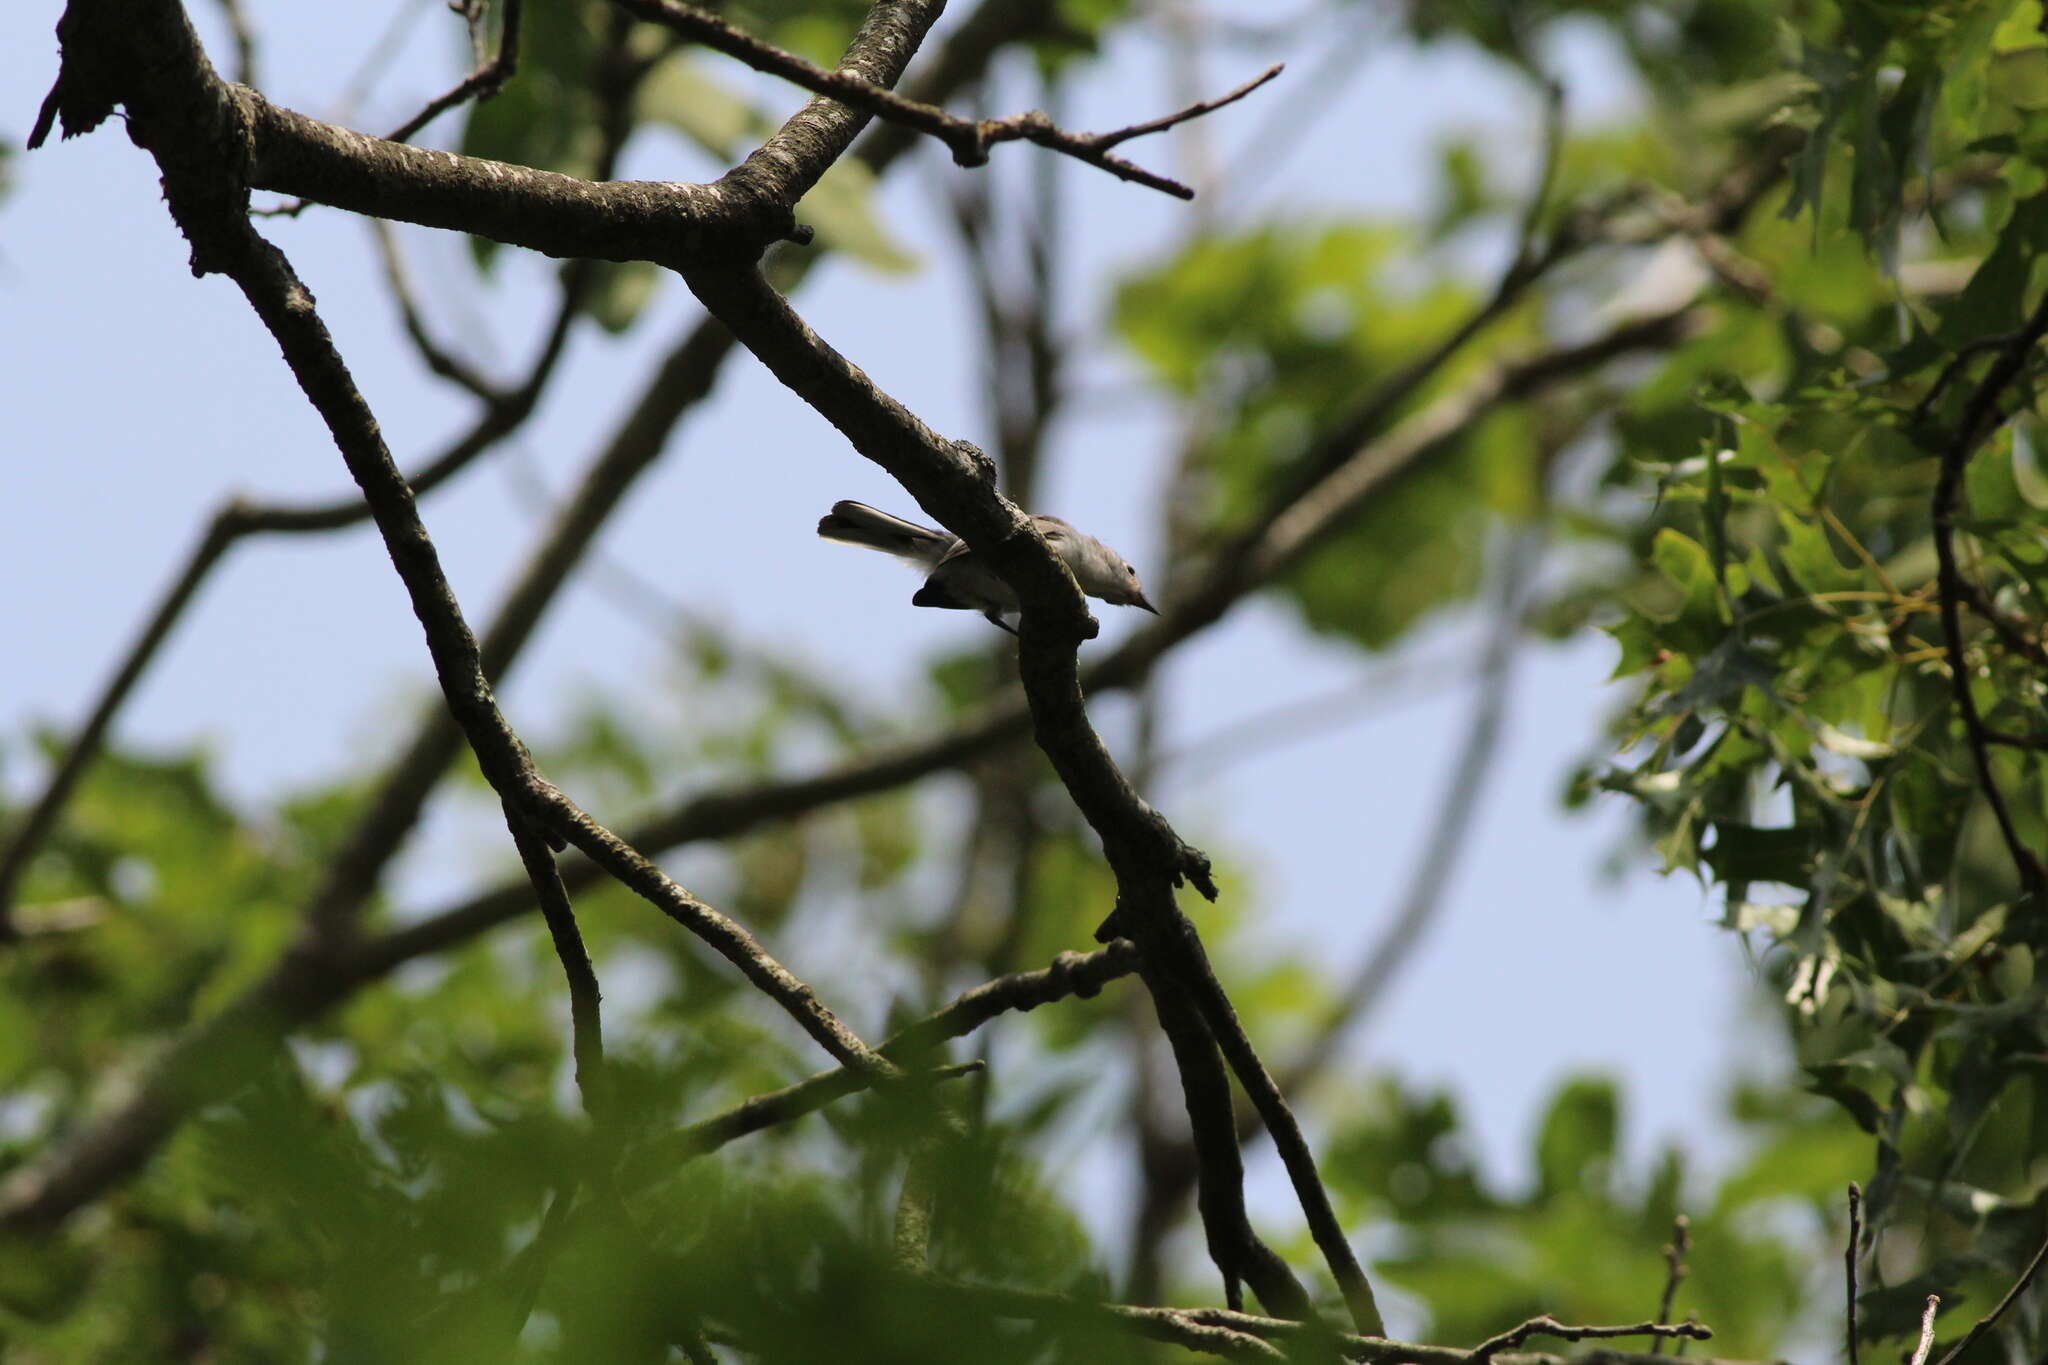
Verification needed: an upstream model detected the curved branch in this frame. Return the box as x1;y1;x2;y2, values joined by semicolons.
629;942;1139;1171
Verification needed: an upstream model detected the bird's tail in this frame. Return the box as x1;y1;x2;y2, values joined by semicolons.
816;501;953;565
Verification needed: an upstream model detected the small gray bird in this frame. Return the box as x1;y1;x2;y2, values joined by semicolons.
817;500;1158;633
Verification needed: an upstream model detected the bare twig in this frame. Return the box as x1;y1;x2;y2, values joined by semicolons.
614;0;1277;198
1173;939;1380;1330
1088;63;1283;152
386;0;523;144
623;944;1131;1173
1651;1214;1691;1354
1470;1315;1712;1365
1928;1226;2048;1365
1844;1183;1862;1365
941;1283;1731;1365
1908;1295;1941;1365
508;808;606;1118
893;1140;938;1270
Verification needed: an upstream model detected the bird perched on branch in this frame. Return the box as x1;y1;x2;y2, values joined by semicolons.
817;500;1158;633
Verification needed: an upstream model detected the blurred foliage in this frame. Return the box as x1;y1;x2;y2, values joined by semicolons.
12;0;2048;1360
1321;1074;1865;1355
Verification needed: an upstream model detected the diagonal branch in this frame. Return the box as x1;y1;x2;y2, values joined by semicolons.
509;808;608;1118
631;942;1138;1171
386;0;523;144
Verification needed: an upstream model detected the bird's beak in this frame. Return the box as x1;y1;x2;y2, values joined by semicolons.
1131;590;1160;615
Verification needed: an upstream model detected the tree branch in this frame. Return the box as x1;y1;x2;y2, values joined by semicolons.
1844;1183;1862;1365
1470;1316;1711;1364
508;809;607;1118
915;1282;1729;1365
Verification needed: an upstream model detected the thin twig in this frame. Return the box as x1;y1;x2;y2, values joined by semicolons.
922;1280;1744;1365
386;0;523;143
624;945;1135;1172
1470;1315;1712;1365
1510;73;1567;272
507;808;606;1118
1908;1296;1941;1365
1845;1183;1861;1365
1928;1226;2048;1365
1652;1214;1691;1354
257;0;526;216
1087;63;1284;152
614;0;1278;198
1280;529;1536;1095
